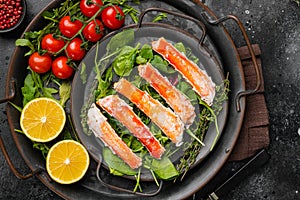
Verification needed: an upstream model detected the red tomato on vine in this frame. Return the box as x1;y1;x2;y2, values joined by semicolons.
28;52;52;74
41;34;65;55
80;0;103;17
52;56;74;79
83;19;105;42
59;16;83;38
65;38;86;61
101;5;125;30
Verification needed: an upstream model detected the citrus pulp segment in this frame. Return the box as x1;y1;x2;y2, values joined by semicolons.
46;140;90;184
20;97;66;142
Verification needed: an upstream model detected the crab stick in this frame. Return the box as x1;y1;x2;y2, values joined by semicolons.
114;78;184;146
138;63;196;126
97;95;165;159
87;103;142;169
152;37;215;106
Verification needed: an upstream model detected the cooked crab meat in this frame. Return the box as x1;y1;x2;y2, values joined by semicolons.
114;78;184;146
97;95;165;159
87;103;142;169
152;37;215;106
138;63;196;126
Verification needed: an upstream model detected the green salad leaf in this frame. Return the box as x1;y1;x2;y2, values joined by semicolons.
96;66;115;100
43;87;58;98
136;44;153;64
150;156;179;180
59;81;71;107
21;73;37;106
106;29;135;54
176;80;197;102
150;55;176;74
103;147;138;176
112;44;140;76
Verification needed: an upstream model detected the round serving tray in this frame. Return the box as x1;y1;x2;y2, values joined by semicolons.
3;0;247;199
71;20;228;184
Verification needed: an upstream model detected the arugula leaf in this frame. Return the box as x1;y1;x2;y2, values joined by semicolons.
96;66;115;100
122;5;139;23
152;13;168;22
15;39;35;52
43;87;58;98
103;147;138;176
21;74;37;106
59;81;71;107
21;69;59;106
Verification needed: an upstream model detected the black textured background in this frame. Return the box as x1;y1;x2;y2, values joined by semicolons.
0;0;299;199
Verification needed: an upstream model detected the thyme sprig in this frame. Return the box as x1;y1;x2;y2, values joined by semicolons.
176;76;230;181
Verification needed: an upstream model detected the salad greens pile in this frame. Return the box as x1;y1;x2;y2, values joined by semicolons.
81;30;229;191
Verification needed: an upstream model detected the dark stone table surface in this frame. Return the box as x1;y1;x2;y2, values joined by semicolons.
0;0;299;199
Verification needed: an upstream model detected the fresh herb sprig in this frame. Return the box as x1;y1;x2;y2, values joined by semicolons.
176;77;230;181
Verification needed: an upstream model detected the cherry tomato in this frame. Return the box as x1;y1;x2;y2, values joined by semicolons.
65;38;86;61
80;0;103;17
28;52;52;74
52;56;74;79
59;16;83;38
82;19;105;42
101;5;125;30
41;34;65;54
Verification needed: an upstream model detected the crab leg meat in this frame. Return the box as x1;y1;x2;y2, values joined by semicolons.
152;37;216;106
138;63;196;126
87;103;142;169
97;95;165;159
114;78;184;146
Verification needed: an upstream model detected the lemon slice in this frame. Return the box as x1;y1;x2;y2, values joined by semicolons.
20;97;66;142
46;140;90;184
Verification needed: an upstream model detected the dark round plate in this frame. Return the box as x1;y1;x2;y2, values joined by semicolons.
71;22;228;182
